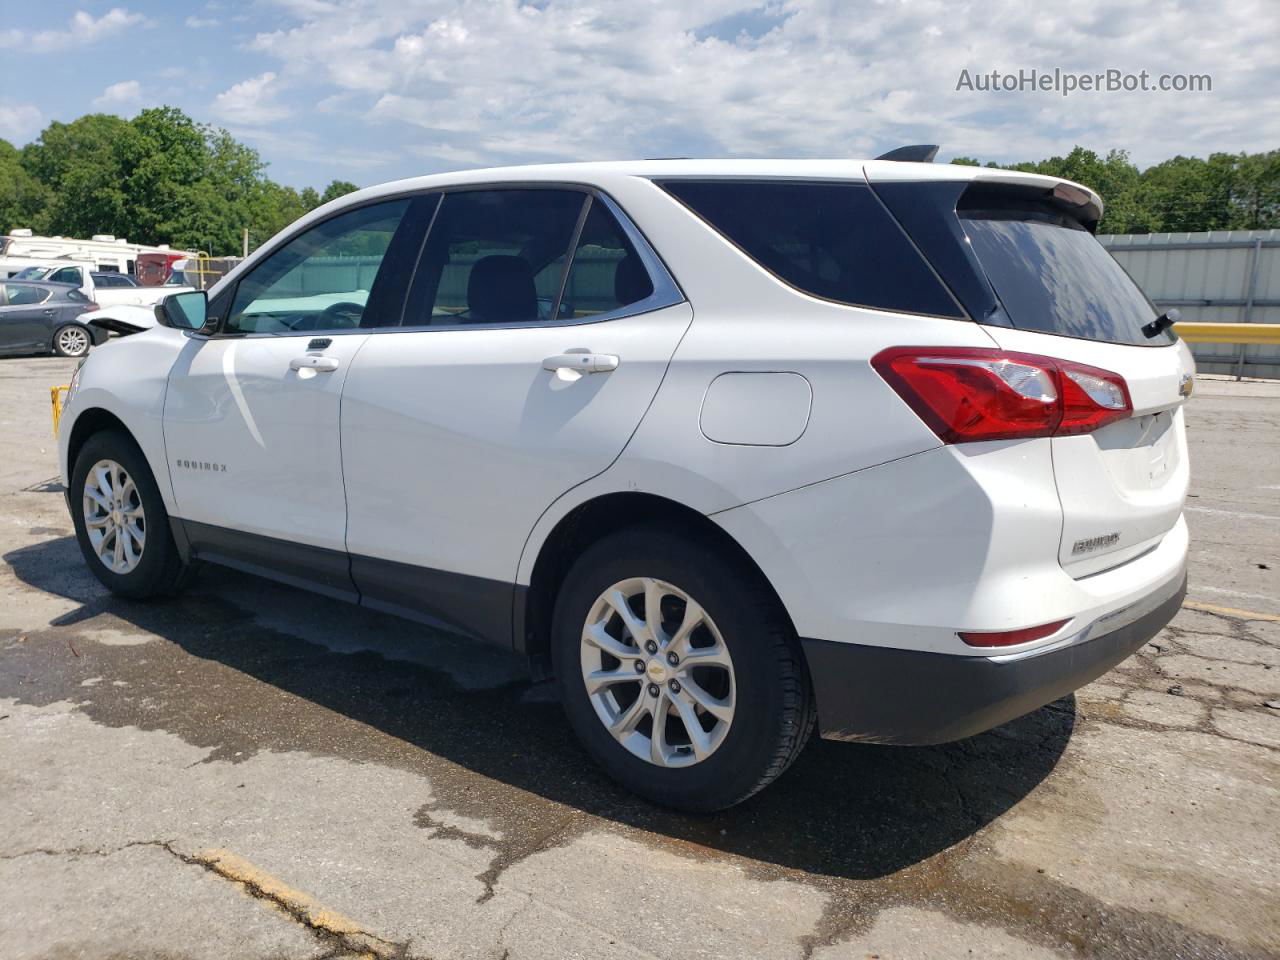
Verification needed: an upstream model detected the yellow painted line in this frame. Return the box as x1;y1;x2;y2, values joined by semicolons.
1183;600;1280;622
194;849;396;958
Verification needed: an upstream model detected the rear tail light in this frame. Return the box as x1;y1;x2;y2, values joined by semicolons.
871;347;1131;443
959;618;1070;648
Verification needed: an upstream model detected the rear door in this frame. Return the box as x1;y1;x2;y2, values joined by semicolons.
340;188;690;643
0;283;55;351
953;186;1192;576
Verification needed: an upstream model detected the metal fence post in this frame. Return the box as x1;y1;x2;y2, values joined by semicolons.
1237;237;1263;381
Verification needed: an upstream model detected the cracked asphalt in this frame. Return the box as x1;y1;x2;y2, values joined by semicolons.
2;355;1278;960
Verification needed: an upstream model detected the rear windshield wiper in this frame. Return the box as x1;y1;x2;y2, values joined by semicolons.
1142;308;1180;339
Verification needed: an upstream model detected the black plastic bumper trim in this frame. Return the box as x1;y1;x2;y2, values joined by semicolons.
801;572;1187;745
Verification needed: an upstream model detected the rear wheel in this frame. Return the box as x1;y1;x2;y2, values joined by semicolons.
71;430;191;599
53;324;91;358
552;527;814;811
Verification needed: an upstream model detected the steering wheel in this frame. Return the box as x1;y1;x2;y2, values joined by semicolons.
319;301;364;327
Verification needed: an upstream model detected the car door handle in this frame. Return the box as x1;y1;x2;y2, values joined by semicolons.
542;353;619;380
290;355;340;372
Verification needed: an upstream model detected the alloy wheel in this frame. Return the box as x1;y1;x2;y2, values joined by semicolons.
580;577;736;767
83;459;146;574
58;326;90;356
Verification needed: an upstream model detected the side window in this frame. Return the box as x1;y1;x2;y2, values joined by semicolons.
49;266;83;285
558;200;654;320
407;189;586;326
225;199;410;335
4;284;49;305
660;180;961;318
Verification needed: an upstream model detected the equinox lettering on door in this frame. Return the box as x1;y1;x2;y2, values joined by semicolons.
175;459;227;472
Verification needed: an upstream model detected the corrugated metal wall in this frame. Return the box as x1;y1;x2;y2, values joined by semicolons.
1100;230;1280;379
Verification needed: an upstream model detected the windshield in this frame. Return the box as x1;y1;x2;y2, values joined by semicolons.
13;266;45;280
165;268;188;286
961;211;1174;347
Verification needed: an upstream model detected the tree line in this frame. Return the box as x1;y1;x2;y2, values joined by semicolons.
950;147;1279;235
1;106;1276;252
0;106;359;256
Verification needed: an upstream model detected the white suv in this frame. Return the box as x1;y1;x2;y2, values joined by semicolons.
59;158;1192;811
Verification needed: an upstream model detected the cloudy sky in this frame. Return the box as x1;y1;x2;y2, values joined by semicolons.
1;0;1276;188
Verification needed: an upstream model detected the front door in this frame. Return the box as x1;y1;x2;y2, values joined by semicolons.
340;189;691;643
162;197;420;597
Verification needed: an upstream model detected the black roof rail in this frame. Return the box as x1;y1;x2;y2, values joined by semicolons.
874;144;939;163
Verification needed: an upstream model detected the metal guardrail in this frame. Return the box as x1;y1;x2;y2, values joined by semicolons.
1174;323;1280;346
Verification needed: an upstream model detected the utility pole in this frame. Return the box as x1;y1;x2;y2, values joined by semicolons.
242;228;249;258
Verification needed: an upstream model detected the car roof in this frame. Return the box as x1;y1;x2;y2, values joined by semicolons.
4;279;80;292
332;158;1102;216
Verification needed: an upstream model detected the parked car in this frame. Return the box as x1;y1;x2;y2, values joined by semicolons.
0;280;104;357
92;272;140;289
11;262;193;308
57;158;1193;811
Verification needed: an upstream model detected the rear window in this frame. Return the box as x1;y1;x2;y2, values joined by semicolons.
659;180;961;318
961;207;1174;346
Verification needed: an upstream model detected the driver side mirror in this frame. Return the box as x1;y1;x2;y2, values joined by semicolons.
156;290;210;332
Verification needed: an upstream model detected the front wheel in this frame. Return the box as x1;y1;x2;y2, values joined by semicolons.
551;527;815;812
53;324;92;358
70;430;191;599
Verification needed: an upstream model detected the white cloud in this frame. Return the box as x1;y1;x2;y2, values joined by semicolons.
93;80;141;108
0;100;42;142
213;71;288;125
244;0;1280;170
0;8;147;53
185;16;219;29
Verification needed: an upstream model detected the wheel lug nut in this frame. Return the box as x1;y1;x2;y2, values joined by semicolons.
644;640;657;654
666;651;678;666
647;683;660;698
668;679;681;694
633;660;645;674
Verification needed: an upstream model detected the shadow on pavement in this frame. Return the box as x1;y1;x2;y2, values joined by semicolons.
4;534;1073;882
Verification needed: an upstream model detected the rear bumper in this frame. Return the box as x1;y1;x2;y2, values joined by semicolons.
802;570;1186;745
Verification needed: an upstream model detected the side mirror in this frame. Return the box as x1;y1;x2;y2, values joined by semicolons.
156;290;210;332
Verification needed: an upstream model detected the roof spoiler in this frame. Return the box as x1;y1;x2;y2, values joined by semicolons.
874;144;939;163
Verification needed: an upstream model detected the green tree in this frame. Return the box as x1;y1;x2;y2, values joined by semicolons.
320;179;359;205
20;114;136;239
0;138;50;235
1226;150;1280;230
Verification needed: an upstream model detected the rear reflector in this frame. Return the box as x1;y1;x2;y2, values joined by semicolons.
871;347;1131;443
959;618;1070;648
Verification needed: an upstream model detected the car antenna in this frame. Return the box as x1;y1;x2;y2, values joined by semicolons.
874;144;940;163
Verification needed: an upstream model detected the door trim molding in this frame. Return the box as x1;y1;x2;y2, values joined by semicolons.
176;519;517;649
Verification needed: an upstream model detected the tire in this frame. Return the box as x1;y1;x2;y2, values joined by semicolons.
70;429;191;599
53;323;92;358
551;526;815;812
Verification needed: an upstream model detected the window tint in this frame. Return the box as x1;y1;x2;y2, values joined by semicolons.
660;180;961;318
49;266;84;285
961;211;1174;346
4;284;49;305
557;200;654;320
406;189;586;326
226;199;410;335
